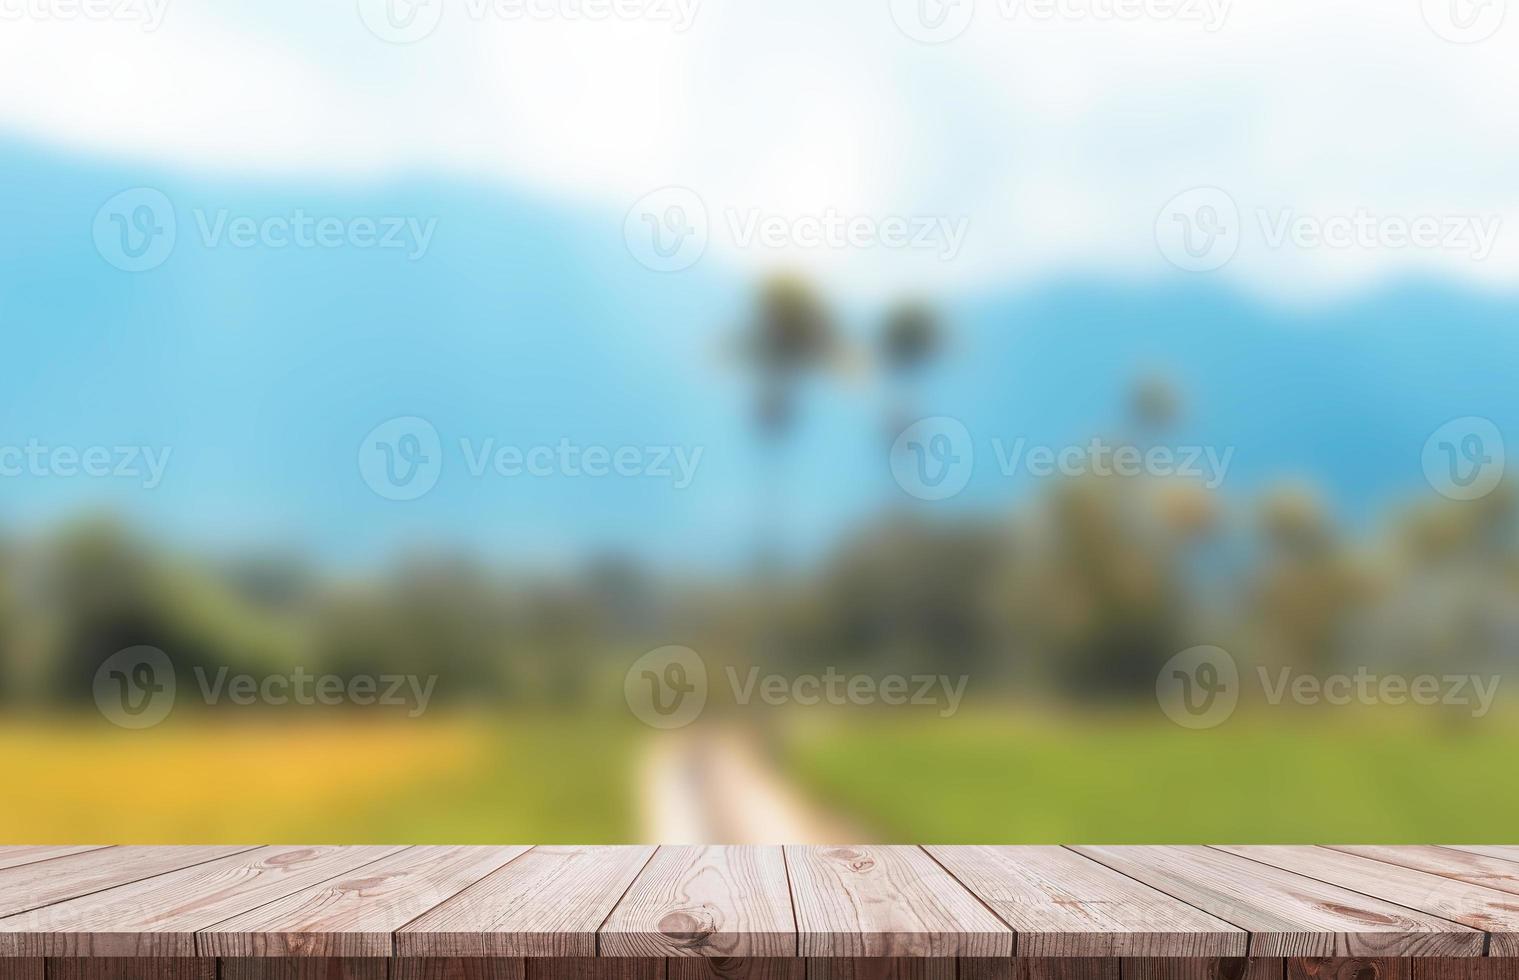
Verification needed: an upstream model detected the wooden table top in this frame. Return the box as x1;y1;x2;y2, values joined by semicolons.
1;845;1517;959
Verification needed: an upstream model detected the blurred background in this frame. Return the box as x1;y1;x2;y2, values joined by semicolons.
3;0;1519;843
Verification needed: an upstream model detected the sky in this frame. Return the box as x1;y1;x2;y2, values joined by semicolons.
0;0;1515;570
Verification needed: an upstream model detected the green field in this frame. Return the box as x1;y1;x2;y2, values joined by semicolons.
7;705;1517;843
779;705;1519;842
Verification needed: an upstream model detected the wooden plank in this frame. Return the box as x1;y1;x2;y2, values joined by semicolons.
1121;959;1284;980
398;846;656;957
807;960;955;980
44;959;217;980
600;846;795;958
221;959;388;980
958;960;1116;980
671;958;804;980
926;845;1246;956
0;958;42;980
0;845;401;957
1443;848;1519;869
1327;848;1519;899
1218;846;1519;955
1412;962;1519;980
391;960;527;980
0;846;254;919
1073;846;1483;957
201;845;528;958
786;846;1012;957
522;960;664;980
1288;959;1411;980
0;848;108;873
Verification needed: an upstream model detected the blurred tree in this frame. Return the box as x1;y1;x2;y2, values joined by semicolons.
734;275;838;575
879;300;942;444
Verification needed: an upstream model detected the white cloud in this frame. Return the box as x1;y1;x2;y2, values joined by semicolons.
3;0;1517;299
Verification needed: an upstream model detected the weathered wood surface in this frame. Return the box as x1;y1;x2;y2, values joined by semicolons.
1073;846;1486;958
601;846;795;958
0;845;403;957
926;845;1245;957
398;846;657;957
3;847;1519;964
786;846;1012;957
201;845;528;958
1217;847;1519;956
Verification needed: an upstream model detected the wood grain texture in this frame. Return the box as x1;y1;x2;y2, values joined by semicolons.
221;958;388;980
1288;960;1411;980
391;960;527;980
0;958;41;980
1073;846;1484;958
806;959;955;980
670;958;805;980
398;846;656;957
1443;849;1519;870
786;846;1012;957
44;958;217;980
0;845;401;957
959;959;1117;980
601;847;795;958
0;848;108;873
1327;849;1519;899
1217;847;1519;955
523;959;664;980
0;846;254;919
1412;962;1519;980
926;845;1246;956
1121;958;1284;980
201;845;528;957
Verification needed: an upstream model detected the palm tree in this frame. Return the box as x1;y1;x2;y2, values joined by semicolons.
879;301;942;443
734;275;838;574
